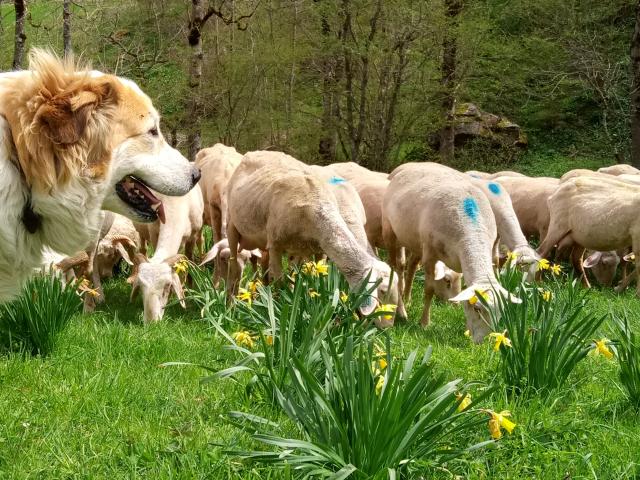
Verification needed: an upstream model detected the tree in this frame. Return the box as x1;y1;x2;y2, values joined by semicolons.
12;0;27;70
631;0;640;167
439;0;463;164
63;0;72;58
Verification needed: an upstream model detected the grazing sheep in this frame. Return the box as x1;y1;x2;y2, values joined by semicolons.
583;250;620;287
597;164;640;176
225;151;398;323
383;162;520;341
195;144;243;242
200;238;262;287
538;176;640;296
467;170;526;179
127;185;204;322
560;169;596;182
327;161;389;181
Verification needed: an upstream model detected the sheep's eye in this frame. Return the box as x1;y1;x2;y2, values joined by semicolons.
148;127;159;137
446;280;451;288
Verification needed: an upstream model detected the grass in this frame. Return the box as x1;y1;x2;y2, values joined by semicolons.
0;273;638;479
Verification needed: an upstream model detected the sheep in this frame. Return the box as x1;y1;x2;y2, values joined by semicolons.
597;164;640;176
225;150;399;324
583;250;620;287
538;175;640;296
382;162;520;341
326;161;389;182
466;170;526;179
127;185;204;322
560;169;595;182
195;144;243;242
200;238;262;288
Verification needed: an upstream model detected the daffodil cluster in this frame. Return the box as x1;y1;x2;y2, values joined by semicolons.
232;330;256;349
301;259;329;277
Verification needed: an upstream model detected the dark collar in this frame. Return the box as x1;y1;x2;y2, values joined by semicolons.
1;115;42;234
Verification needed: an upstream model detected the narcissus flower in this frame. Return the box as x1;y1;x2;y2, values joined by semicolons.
308;289;321;299
550;264;562;275
541;290;552;302
302;260;329;277
232;330;255;349
589;338;614;359
375;375;385;396
464;329;471;338
173;259;189;275
456;392;472;412
340;291;349;303
506;251;520;264
375;304;396;322
247;279;262;294
236;288;253;306
315;260;329;276
265;335;274;346
77;279;99;297
537;258;550;271
486;410;516;439
489;330;512;352
469;289;490;305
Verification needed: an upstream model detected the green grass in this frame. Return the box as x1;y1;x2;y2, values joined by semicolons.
0;275;639;478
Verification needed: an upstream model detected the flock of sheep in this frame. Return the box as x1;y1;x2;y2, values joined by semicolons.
47;145;640;342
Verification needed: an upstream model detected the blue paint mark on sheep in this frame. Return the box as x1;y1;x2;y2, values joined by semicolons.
463;197;480;224
488;182;501;195
329;176;346;185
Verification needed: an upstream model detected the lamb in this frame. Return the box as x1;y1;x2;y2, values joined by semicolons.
538;176;640;296
127;184;204;322
382;162;520;341
225;151;398;324
195;144;243;242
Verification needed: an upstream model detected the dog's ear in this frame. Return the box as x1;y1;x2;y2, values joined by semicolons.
36;79;116;145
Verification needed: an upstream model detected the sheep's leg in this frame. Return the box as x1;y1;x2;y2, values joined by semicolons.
420;253;436;328
83;245;103;313
570;246;590;288
403;251;420;302
634;241;640;298
268;247;284;284
226;222;242;300
615;266;636;292
537;216;571;259
211;205;223;244
383;220;406;320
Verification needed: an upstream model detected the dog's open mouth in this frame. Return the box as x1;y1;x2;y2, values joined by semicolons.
115;176;165;223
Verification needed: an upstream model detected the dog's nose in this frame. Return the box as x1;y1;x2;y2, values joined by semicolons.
191;167;201;185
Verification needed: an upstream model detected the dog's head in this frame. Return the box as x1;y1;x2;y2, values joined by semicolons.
2;49;200;224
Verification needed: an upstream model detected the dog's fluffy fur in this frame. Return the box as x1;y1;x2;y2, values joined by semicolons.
0;50;199;301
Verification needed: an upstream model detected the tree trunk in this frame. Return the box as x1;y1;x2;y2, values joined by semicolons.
63;0;72;58
12;0;27;70
439;0;462;164
187;0;206;161
631;0;640;167
316;1;337;163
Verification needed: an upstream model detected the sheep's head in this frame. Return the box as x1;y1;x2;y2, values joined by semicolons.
351;260;399;328
433;260;462;301
128;254;186;323
96;236;137;277
449;283;521;343
200;239;262;284
583;250;620;287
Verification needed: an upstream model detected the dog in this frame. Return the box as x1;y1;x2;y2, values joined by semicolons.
0;49;200;301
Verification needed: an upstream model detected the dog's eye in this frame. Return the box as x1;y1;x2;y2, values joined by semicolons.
148;127;159;137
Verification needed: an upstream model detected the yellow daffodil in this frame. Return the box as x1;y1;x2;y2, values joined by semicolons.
340;291;349;303
469;289;490;305
77;279;99;297
537;258;550;271
506;251;520;264
488;330;512;352
236;288;253;306
371;357;388;373
456;392;472;412
375;304;396;322
486;410;516;439
173;259;189;275
309;289;321;299
302;260;330;277
315;260;329;276
541;290;552;302
232;330;255;349
464;329;471;338
265;335;274;346
589;338;614;359
375;375;385;396
247;279;262;294
550;264;562;275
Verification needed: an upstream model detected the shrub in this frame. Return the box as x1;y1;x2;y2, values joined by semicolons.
488;265;608;396
613;314;640;409
0;273;81;356
226;335;489;479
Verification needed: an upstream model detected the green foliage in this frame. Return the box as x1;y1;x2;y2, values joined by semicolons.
489;265;608;396
0;273;81;356
227;335;488;479
613;314;640;409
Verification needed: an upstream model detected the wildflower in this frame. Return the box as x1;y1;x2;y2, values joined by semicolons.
77;279;99;297
173;258;189;275
537;258;550;271
464;329;471;338
247;279;262;294
506;251;520;264
375;304;396;322
372;357;388;373
375;375;385;396
589;338;614;360
489;330;512;352
265;335;274;346
315;259;329;276
469;289;490;305
456;392;472;412
236;288;253;306
550;263;562;275
302;260;329;277
541;290;552;302
340;291;349;303
309;289;321;299
486;410;516;439
232;330;255;349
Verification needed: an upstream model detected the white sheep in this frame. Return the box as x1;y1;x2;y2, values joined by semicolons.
200;238;262;288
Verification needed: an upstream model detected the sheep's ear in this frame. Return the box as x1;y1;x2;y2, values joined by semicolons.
199;244;221;266
449;286;479;303
583;252;602;269
358;294;378;316
114;240;134;265
434;261;446;280
623;252;636;262
128;275;139;301
250;249;262;258
171;273;186;308
509;294;523;304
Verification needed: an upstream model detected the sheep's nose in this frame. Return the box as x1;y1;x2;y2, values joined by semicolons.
191;166;201;185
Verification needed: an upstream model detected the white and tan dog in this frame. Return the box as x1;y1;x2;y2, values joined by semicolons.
0;49;200;301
